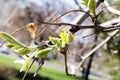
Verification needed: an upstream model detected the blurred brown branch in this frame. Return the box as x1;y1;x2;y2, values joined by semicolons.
77;30;119;69
38;21;120;33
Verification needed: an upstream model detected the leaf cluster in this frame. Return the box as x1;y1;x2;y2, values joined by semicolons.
0;28;74;72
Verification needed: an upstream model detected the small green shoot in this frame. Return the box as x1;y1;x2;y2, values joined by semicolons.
20;56;32;72
35;48;52;58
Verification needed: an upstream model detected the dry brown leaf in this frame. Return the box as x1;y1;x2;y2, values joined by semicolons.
27;23;37;39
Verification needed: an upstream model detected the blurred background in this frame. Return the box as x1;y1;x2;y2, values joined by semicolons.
0;0;120;80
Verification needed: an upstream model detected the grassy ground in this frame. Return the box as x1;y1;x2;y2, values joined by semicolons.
0;55;78;80
104;57;120;80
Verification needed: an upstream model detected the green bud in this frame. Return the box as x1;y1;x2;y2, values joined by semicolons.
49;36;61;48
35;48;52;58
20;56;31;72
60;28;67;48
88;0;96;16
66;31;74;44
81;0;89;6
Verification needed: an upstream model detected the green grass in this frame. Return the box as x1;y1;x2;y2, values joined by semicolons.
0;55;78;80
109;68;120;80
102;56;120;80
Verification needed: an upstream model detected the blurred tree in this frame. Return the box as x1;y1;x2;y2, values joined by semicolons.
0;0;120;80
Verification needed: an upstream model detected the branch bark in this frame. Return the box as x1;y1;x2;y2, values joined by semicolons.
77;30;119;69
104;0;120;15
72;0;104;24
38;20;120;33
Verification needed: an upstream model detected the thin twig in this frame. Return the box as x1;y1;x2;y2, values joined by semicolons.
62;44;76;76
39;21;97;29
102;3;120;9
0;41;6;47
104;0;120;15
37;9;59;37
33;58;45;77
82;32;95;38
22;59;35;80
104;27;120;31
3;7;18;26
103;23;120;31
74;0;82;10
38;21;119;33
11;26;27;35
73;0;104;24
77;30;119;69
64;50;69;75
38;25;58;36
35;9;92;40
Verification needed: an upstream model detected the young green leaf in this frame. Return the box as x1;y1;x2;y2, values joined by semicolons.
81;0;89;6
20;56;31;72
66;31;74;44
35;48;52;58
0;31;25;47
0;31;37;55
49;36;61;48
6;44;15;48
13;47;31;55
88;0;96;16
11;46;37;55
60;28;67;48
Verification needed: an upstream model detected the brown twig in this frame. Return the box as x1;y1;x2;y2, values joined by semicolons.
77;30;119;69
82;32;95;38
33;58;45;77
39;21;120;34
74;0;82;10
61;44;76;76
41;20;120;33
39;21;97;29
22;59;35;80
103;23;120;31
35;9;92;40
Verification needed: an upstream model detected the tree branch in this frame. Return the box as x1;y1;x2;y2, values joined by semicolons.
77;30;119;69
104;0;120;15
38;21;120;33
103;23;120;31
72;0;104;24
35;9;92;39
74;0;82;10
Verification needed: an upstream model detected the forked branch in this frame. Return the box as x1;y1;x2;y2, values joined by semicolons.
77;30;119;69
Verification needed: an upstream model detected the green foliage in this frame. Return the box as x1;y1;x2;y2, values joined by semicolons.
59;28;74;47
60;28;67;48
110;69;120;80
81;0;89;6
81;0;96;16
0;28;74;74
49;36;62;48
88;0;96;16
12;47;32;55
0;31;37;55
20;56;32;72
0;28;74;57
35;48;52;58
104;57;120;80
66;31;74;44
107;32;120;58
0;31;25;47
